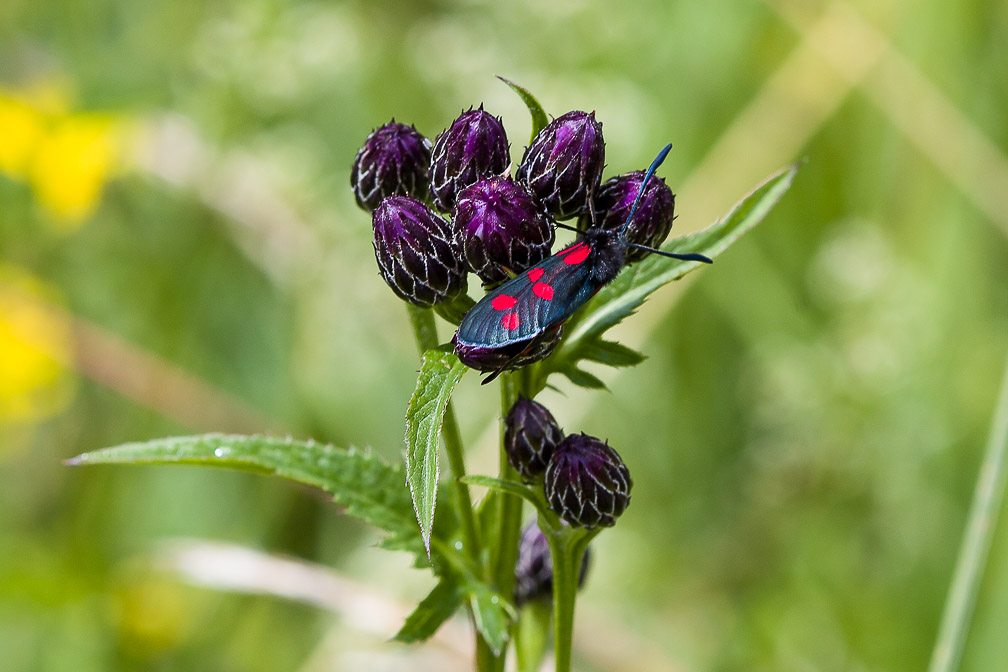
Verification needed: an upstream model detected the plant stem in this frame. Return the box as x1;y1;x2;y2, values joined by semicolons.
494;373;524;600
475;635;498;672
544;525;595;672
442;403;482;560
928;352;1008;672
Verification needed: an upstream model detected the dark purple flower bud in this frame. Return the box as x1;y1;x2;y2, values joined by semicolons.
544;433;631;528
516;111;605;220
351;121;432;212
429;106;510;213
453;176;554;284
452;325;563;374
505;395;564;482
514;521;591;607
580;170;675;263
372;196;467;307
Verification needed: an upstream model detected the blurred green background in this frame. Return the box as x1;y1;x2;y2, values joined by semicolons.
2;0;1007;670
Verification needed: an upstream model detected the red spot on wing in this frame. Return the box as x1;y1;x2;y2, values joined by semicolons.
500;313;520;330
532;282;553;300
564;244;592;265
491;294;517;311
527;267;544;282
558;242;584;257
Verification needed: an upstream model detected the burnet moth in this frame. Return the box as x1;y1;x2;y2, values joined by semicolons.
452;144;712;383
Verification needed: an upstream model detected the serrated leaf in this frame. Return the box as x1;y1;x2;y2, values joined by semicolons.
68;434;418;546
70;434;463;570
394;578;464;643
405;346;469;555
497;76;548;143
558;163;799;364
468;581;515;655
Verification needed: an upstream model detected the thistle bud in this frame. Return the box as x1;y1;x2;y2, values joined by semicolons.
516;110;604;220
372;196;466;307
580;170;675;263
429;106;510;213
452;325;563;374
544;433;631;528
453;176;554;284
351;121;432;212
514;521;591;607
505;396;564;482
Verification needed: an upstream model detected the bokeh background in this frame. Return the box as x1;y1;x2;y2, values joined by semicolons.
2;0;1007;670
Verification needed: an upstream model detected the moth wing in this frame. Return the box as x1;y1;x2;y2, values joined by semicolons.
455;242;596;349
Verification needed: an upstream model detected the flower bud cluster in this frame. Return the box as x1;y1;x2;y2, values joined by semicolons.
504;396;632;529
505;395;631;607
352;99;679;307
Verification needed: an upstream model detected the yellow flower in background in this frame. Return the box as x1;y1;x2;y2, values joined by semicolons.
31;114;125;227
0;94;45;177
0;264;75;429
0;83;131;229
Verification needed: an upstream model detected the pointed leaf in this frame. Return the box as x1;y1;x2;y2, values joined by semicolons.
468;582;515;655
573;339;646;368
497;76;549;143
394;578;464;643
405;346;469;554
559;364;606;390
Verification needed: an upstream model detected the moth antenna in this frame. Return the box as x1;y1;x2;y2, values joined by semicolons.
626;242;712;264
553;221;580;233
620;143;672;237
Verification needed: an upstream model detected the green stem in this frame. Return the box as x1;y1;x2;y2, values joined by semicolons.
544;524;596;672
475;635;498;672
928;352;1008;672
442;403;481;560
494;373;525;599
406;302;440;353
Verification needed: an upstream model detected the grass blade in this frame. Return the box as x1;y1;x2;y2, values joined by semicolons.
928;353;1008;672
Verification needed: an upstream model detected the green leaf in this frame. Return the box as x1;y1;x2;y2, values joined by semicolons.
556;163;800;372
394;578;464;643
468;581;515;655
405;346;469;554
572;339;646;368
69;434;463;570
497;76;548;143
462;475;551;518
67;434;419;547
462;475;533;502
557;364;606;390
